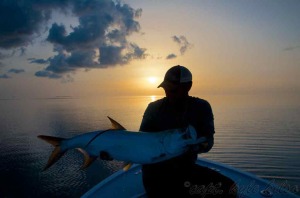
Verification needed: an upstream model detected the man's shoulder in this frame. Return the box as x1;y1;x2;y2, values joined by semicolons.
147;96;212;110
189;96;211;107
148;97;166;109
142;97;167;120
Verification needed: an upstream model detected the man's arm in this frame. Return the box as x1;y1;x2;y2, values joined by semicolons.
193;100;215;153
139;103;156;132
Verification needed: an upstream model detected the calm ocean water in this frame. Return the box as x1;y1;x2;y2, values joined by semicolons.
0;95;299;197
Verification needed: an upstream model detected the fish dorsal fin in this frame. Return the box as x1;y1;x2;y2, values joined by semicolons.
77;148;97;170
107;116;126;130
123;163;133;171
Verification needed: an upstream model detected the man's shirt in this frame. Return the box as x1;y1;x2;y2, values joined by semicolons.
140;96;215;170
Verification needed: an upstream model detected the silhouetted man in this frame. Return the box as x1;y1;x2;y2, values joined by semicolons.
140;65;237;197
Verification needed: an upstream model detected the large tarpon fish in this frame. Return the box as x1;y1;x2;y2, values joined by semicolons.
38;117;207;171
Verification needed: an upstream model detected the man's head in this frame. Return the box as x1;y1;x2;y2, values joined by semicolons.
158;65;192;101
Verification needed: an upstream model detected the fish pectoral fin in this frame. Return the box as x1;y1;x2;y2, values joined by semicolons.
122;163;133;171
77;148;97;170
107;116;126;130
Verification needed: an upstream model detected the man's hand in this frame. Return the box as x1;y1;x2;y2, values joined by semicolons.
191;142;209;153
200;142;209;149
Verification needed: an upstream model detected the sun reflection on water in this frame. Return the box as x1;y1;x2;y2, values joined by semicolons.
150;95;156;102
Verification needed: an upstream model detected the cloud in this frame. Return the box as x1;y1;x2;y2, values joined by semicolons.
0;69;25;79
8;69;25;74
28;58;50;64
0;74;11;79
0;1;54;49
0;51;6;59
36;0;147;78
0;68;25;79
166;53;177;59
35;71;61;79
172;35;192;55
165;35;192;60
0;0;146;79
283;45;300;51
0;51;8;66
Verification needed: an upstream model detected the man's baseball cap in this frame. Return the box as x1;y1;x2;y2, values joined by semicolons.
158;65;192;89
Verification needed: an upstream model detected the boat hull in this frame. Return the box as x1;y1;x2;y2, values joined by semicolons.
82;158;299;198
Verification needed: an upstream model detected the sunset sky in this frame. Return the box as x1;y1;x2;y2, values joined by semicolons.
0;0;299;99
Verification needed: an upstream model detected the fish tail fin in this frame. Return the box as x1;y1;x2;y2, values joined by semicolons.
37;135;66;171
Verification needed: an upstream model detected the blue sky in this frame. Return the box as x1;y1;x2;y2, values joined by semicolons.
0;0;299;99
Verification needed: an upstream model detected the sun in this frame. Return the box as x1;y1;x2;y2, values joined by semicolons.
147;76;158;84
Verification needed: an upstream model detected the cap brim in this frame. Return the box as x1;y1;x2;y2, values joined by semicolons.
157;81;179;90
